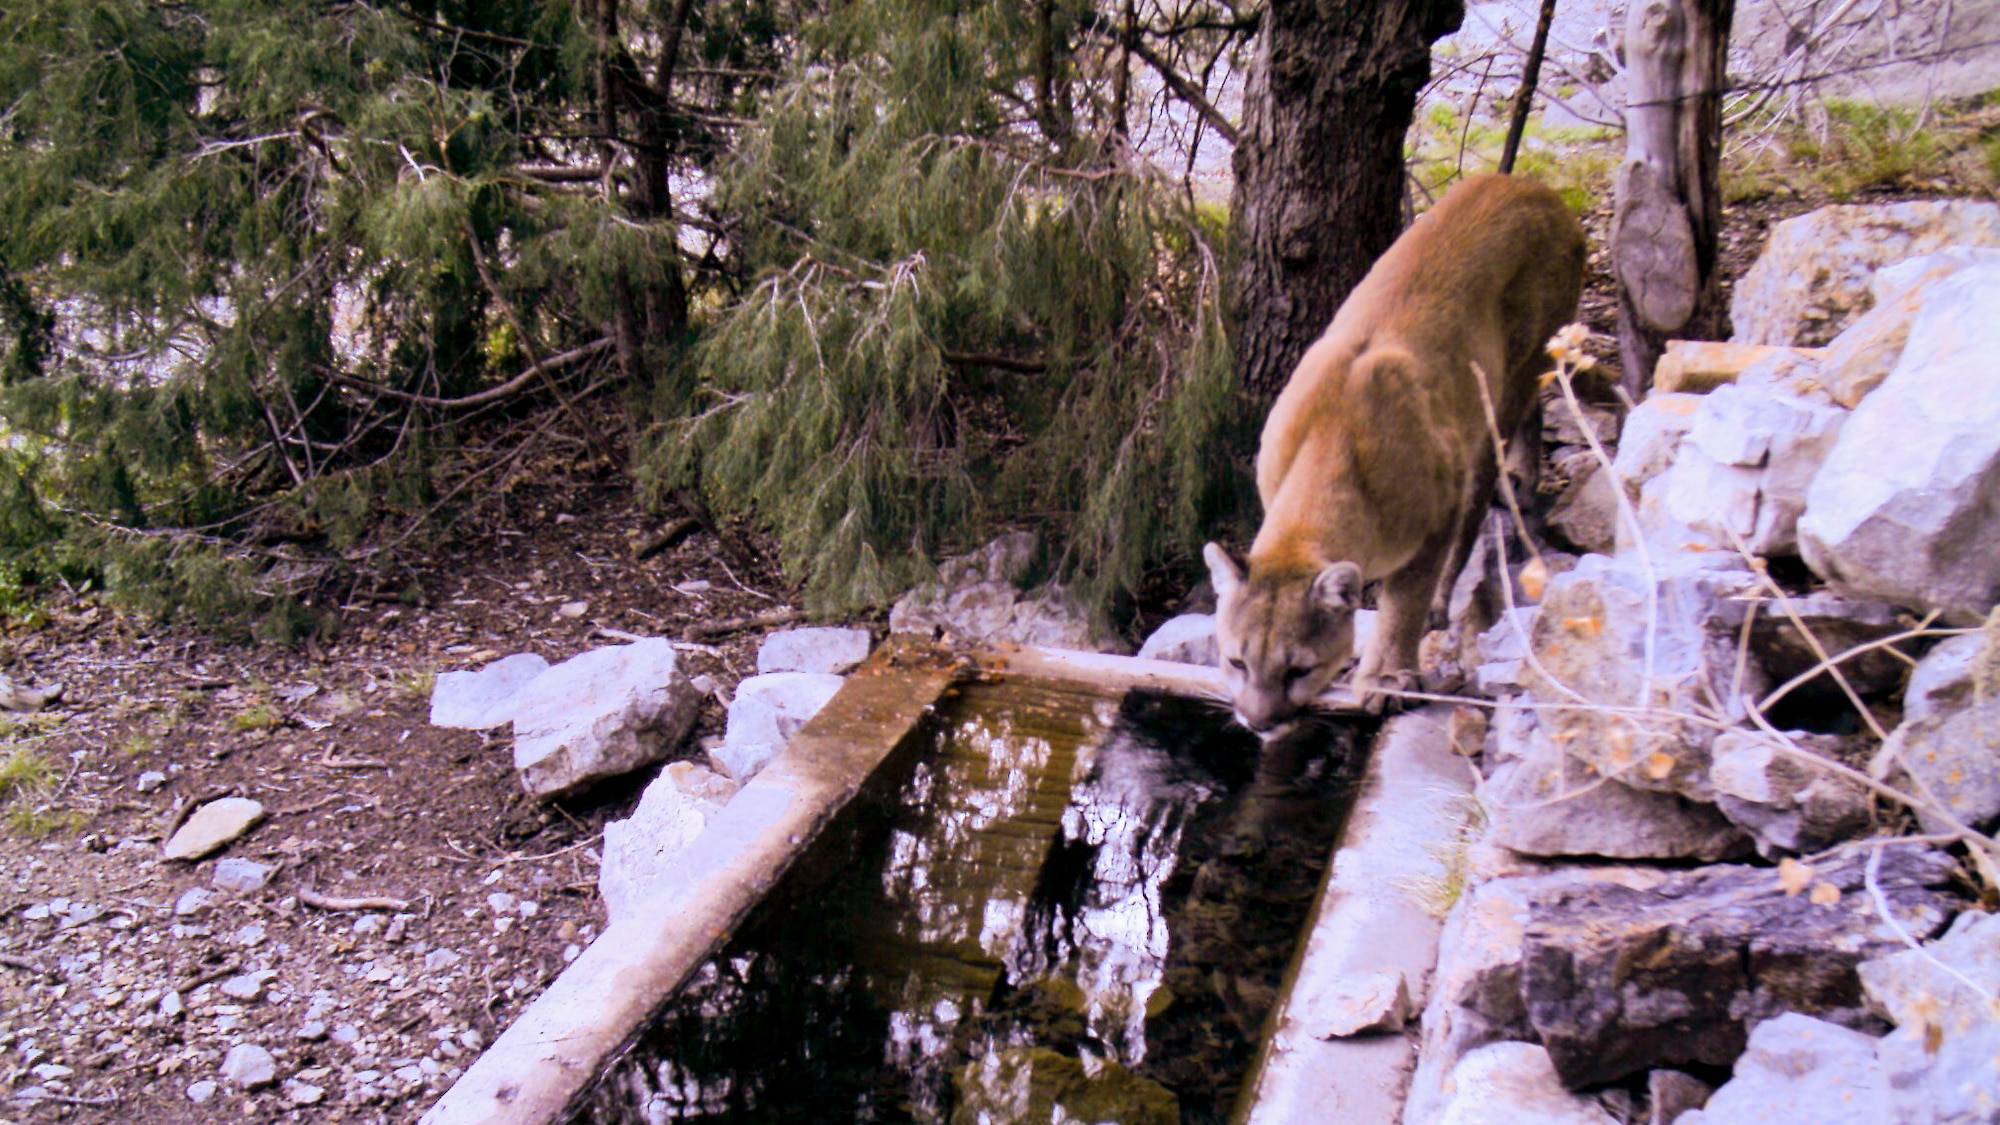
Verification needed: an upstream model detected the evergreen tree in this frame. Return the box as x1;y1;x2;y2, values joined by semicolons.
639;0;1258;616
0;0;782;634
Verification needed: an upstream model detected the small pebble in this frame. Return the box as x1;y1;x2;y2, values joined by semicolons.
174;888;215;916
220;1043;277;1089
331;1023;360;1045
135;771;168;793
296;1021;328;1041
185;1079;218;1104
211;858;274;894
159;991;184;1018
283;1078;325;1105
219;974;266;1001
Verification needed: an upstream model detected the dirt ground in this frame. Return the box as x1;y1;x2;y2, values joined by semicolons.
0;164;1979;1124
0;474;823;1125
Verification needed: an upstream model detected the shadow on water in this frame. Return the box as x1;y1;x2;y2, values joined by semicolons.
573;679;1375;1125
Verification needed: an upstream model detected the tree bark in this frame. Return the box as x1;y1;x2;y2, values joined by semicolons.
1231;0;1466;399
598;0;692;388
1498;0;1559;174
1610;0;1733;398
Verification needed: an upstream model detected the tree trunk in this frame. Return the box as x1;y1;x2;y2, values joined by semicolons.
1231;0;1466;399
1610;0;1733;398
598;0;692;388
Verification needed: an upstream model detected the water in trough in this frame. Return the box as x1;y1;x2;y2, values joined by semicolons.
573;677;1372;1125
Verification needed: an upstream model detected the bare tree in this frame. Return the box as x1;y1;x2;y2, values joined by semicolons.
1610;0;1735;397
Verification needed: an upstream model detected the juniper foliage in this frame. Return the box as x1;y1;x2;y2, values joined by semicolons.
641;0;1257;615
0;0;781;636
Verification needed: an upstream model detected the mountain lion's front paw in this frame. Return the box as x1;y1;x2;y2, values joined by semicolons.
1357;668;1420;715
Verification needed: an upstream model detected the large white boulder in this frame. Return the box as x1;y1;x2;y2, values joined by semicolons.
1875;632;2000;835
598;761;739;924
1642;357;1847;558
1859;908;2000;1125
1134;613;1218;666
1674;1013;1889;1125
1799;263;2000;623
755;627;872;675
889;531;1129;652
1731;199;2000;347
1820;246;2000;408
1432;1042;1620;1125
710;671;845;782
429;653;550;729
509;640;703;797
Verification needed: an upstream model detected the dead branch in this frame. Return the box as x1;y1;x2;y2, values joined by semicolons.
297;887;411;912
682;606;806;642
939;349;1050;375
331;338;613;411
0;953;59;982
634;516;702;560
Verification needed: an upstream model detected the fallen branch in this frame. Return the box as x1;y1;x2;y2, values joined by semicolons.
329;338;612;411
297;887;411;912
0;953;59;981
683;606;805;642
318;748;391;771
635;516;702;560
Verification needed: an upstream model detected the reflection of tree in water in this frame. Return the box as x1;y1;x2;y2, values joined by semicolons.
574;685;1366;1125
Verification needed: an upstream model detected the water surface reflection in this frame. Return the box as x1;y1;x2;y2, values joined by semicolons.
576;680;1369;1125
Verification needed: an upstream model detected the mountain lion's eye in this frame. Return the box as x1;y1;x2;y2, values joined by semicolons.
1283;665;1313;683
1227;657;1246;672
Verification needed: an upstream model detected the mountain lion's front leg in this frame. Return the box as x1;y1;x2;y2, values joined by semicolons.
1358;545;1448;713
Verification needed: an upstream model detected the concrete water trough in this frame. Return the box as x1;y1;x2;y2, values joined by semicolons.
420;638;1471;1125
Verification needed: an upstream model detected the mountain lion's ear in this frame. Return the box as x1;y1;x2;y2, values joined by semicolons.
1311;561;1363;612
1202;542;1244;600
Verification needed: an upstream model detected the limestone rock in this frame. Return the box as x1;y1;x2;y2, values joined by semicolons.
428;653;550;729
1859;907;2000;1030
1134;614;1218;666
211;858;275;894
1645;1069;1713;1125
1405;864;1667;1125
1820;247;2000;408
1545;462;1619;556
509;640;702;798
1730;199;2000;347
1643;365;1848;557
1672;1013;1888;1125
1295;969;1410;1038
1652;340;1819;394
599;763;738;923
1610;392;1703;494
1879;632;2000;836
1709;589;1913;698
1876;1017;2000;1125
1520;841;1962;1087
163;798;266;861
755;627;872;675
1518;553;1762;803
1861;908;2000;1125
1433;1043;1619;1125
1799;263;2000;623
1545;401;1620;449
219;1043;278;1089
710;671;843;782
1481;702;1749;862
890;531;1129;653
1709;730;1874;857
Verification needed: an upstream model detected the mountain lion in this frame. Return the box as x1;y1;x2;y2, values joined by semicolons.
1205;174;1585;729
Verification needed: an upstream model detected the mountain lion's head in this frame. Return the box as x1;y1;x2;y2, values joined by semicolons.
1203;542;1361;734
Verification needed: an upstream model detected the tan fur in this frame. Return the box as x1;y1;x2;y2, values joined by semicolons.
1207;174;1585;726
